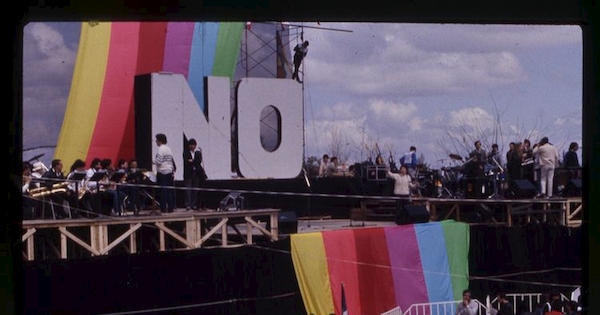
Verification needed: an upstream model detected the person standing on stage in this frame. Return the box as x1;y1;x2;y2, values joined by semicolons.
564;142;581;180
154;133;176;213
318;154;330;178
532;137;560;198
400;146;418;177
506;142;515;165
488;143;503;170
183;138;205;211
521;139;535;185
41;159;70;219
466;140;486;179
387;165;416;225
506;142;524;196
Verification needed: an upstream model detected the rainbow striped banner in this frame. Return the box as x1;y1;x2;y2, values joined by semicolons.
291;220;470;315
54;22;243;170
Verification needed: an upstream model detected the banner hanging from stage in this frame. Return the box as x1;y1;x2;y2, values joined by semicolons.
290;220;470;315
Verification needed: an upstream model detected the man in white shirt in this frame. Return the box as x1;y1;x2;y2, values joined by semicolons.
532;137;560;198
154;133;176;213
387;165;416;225
318;154;329;177
456;289;479;315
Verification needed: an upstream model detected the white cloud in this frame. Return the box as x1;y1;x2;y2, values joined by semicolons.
24;23;77;80
449;107;495;127
368;100;418;122
306;27;528;98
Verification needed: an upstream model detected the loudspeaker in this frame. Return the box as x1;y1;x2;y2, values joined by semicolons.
400;205;430;224
278;211;298;235
564;179;582;196
217;193;244;211
463;178;486;199
510;179;537;198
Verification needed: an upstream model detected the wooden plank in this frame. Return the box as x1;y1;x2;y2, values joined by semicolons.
245;216;273;238
270;213;278;241
196;218;228;247
22;228;36;243
246;220;253;244
100;223;142;255
221;220;228;246
23;228;36;261
61;233;67;259
59;226;101;256
130;223;137;254
155;222;195;249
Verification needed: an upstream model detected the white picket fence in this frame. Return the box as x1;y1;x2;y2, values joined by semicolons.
400;299;485;315
381;292;572;315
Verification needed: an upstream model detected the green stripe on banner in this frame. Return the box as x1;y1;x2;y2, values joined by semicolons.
212;22;244;79
441;220;470;300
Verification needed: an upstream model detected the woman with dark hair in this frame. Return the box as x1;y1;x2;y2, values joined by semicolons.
563;142;581;180
506;142;523;197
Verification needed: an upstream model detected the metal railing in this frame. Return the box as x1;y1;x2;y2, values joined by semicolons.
402;299;486;315
488;292;571;314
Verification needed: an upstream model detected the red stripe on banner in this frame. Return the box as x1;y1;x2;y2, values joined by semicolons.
115;22;168;161
323;230;361;315
354;228;396;315
87;22;142;165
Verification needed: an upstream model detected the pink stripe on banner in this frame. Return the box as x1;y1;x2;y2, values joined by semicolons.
384;225;430;311
162;22;194;77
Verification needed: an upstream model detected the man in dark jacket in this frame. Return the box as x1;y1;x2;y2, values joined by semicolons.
183;138;206;210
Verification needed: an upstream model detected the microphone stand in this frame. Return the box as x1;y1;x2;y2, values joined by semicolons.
301;168;322;231
488;157;504;199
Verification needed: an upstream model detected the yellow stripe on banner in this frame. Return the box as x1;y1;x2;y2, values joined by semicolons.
291;232;335;315
54;22;111;168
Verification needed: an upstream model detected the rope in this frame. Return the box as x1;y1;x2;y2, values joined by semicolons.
97;291;297;315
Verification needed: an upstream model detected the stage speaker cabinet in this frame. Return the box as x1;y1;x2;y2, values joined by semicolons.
217;193;245;212
401;205;430;224
564;179;582;197
511;179;537;198
463;178;486;199
278;211;298;235
367;165;387;181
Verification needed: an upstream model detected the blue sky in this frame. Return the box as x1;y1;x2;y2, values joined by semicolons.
22;22;582;170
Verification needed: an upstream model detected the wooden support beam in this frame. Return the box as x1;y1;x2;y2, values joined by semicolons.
196;218;228;247
245;216;273;238
100;223;142;255
22;228;36;261
155;222;196;249
59;226;101;256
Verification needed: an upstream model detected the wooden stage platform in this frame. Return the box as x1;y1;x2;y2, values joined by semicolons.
21;208;280;261
358;196;582;227
20;195;582;261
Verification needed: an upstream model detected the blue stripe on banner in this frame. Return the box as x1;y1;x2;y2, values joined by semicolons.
415;222;454;315
189;22;219;112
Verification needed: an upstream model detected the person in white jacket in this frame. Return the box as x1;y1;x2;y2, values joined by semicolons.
387;165;416;224
532;137;560;198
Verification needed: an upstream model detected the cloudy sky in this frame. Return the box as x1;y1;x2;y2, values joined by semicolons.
22;22;582;170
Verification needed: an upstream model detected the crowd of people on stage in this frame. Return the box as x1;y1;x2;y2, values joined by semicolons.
22;133;207;220
22;132;581;219
316;136;581;200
